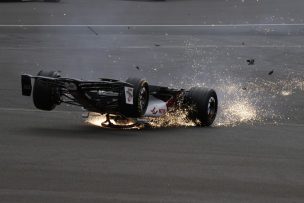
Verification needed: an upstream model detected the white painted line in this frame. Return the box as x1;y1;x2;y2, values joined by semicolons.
0;24;304;27
1;45;304;50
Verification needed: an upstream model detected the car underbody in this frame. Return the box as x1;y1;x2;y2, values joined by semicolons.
21;70;218;127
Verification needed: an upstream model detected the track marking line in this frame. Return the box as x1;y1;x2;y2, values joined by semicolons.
1;24;304;27
1;45;304;50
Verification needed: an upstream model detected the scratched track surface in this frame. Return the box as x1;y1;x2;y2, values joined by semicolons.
0;0;304;202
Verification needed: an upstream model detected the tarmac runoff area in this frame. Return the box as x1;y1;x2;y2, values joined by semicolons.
0;0;304;202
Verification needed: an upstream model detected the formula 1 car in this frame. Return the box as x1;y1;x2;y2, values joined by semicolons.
21;70;218;127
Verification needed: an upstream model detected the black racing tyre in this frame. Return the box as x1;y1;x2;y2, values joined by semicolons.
120;78;149;118
184;87;218;127
33;70;61;111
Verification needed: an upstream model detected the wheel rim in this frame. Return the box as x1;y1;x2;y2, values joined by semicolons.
139;86;148;112
207;97;217;119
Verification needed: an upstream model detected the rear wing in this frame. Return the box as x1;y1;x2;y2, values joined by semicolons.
21;74;56;96
21;74;60;96
21;74;33;96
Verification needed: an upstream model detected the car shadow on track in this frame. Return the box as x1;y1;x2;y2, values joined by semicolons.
20;123;215;140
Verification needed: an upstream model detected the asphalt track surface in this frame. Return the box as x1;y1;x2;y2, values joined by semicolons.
1;0;304;202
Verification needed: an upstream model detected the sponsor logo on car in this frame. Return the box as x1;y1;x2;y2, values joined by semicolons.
124;87;134;104
150;106;167;116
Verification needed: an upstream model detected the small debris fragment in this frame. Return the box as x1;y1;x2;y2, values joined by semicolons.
87;26;98;35
246;59;255;65
135;66;140;70
242;42;245;46
268;70;274;75
242;87;247;90
154;43;160;47
127;26;130;30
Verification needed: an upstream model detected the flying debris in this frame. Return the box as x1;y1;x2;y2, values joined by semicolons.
268;70;274;75
247;59;255;65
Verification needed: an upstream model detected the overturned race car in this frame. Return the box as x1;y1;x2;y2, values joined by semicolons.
21;70;218;128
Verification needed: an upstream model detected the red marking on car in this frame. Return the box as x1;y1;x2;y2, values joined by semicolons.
166;97;177;108
159;109;166;114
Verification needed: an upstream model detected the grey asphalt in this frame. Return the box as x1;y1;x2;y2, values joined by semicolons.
0;0;304;202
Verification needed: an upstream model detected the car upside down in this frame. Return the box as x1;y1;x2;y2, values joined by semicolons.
21;70;218;128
